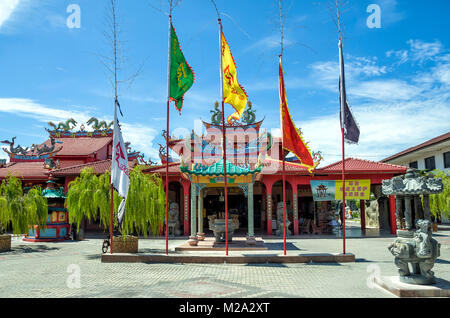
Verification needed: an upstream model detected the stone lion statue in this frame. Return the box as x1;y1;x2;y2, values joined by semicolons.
388;219;440;285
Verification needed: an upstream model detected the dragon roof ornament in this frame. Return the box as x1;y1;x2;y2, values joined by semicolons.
209;100;258;127
1;136;64;160
46;118;114;138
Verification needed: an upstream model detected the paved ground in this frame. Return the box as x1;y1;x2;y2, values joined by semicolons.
1;223;449;299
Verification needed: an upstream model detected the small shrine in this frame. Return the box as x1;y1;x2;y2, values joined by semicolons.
382;169;444;285
382;169;444;231
24;179;69;242
181;158;263;245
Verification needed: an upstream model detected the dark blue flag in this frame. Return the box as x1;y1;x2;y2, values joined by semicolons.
339;39;360;144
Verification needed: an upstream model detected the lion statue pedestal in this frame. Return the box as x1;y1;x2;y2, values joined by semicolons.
388;219;441;285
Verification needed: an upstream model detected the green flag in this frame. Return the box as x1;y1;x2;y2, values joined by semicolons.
169;24;194;112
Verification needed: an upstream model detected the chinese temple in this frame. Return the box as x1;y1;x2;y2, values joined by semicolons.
0;118;141;239
0;108;409;239
144;103;409;239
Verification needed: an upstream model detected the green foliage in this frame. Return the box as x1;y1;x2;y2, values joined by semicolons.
429;170;450;218
121;167;166;237
0;175;48;235
67;167;165;237
67;168;119;232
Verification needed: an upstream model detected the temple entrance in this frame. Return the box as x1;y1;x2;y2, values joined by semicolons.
203;187;248;236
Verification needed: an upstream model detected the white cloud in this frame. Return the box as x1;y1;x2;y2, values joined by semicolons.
121;123;159;162
0;98;92;124
408;39;443;63
295;96;450;167
350;79;421;101
245;34;295;53
266;38;450;167
0;98;161;162
387;39;444;65
0;0;20;30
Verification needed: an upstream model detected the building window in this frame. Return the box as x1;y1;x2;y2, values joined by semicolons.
409;161;418;169
425;156;436;171
444;151;450;169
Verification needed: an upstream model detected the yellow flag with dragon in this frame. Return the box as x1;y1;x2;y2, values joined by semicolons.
221;31;248;125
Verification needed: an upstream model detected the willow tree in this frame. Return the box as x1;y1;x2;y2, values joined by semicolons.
67;167;165;237
430;170;450;219
67;167;120;232
0;175;47;235
121;167;166;237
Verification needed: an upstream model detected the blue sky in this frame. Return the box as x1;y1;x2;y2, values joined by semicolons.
0;0;449;166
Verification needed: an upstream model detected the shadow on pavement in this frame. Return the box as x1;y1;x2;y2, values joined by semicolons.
436;258;450;264
265;242;300;250
8;245;60;255
305;261;342;266
245;263;288;268
85;254;102;260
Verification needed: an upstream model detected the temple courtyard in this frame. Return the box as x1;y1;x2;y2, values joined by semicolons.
1;222;449;298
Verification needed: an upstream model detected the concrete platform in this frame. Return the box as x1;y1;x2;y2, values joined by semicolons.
101;252;355;264
175;237;268;252
375;276;450;297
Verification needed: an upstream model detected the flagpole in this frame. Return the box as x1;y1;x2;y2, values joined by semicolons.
337;1;346;255
340;43;346;254
279;55;287;256
110;183;114;255
165;14;173;256
279;1;287;256
218;19;229;256
110;101;117;255
341;126;346;255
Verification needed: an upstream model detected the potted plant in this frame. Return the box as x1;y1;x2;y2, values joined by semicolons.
0;175;48;252
67;167;165;253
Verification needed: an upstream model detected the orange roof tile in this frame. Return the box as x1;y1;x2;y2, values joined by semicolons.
261;158;310;175
319;158;408;174
51;159;136;176
0;162;48;179
31;137;112;157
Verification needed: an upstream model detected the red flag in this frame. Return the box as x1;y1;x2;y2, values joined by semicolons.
279;58;315;171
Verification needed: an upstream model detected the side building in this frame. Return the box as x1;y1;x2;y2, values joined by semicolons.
381;132;450;172
0;119;141;238
381;131;450;223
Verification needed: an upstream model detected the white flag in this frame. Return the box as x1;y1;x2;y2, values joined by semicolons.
111;102;130;225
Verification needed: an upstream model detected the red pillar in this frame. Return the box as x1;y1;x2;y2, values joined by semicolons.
181;180;191;236
360;200;366;231
262;178;275;236
293;183;299;235
267;191;272;235
389;195;397;235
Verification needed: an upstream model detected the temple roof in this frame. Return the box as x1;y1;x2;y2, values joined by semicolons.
50;159;136;177
42;187;66;199
260;158;311;175
180;158;262;176
143;157;408;178
0;162;49;180
319;158;408;174
35;137;112;157
142;162;182;175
